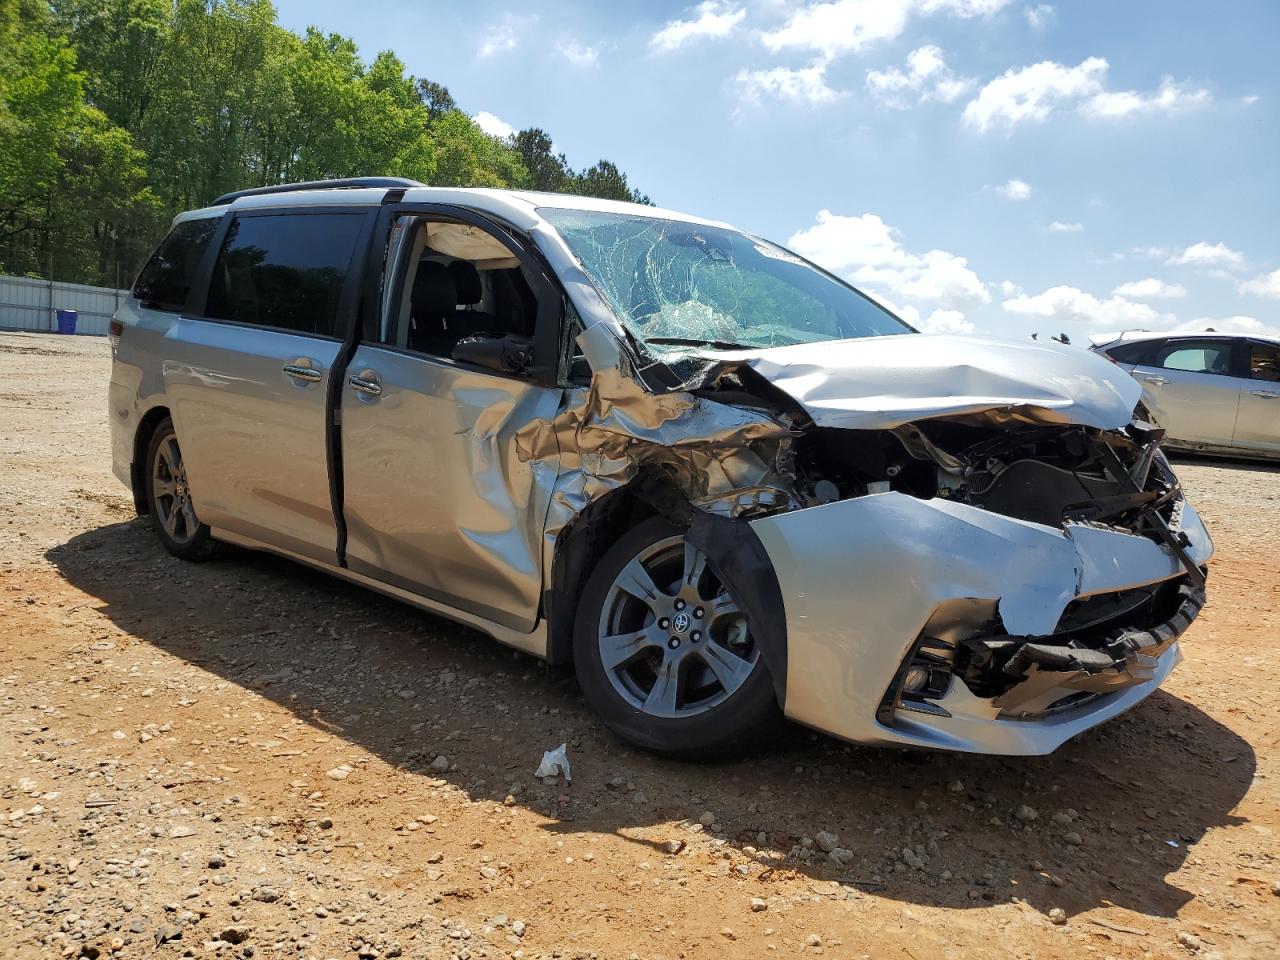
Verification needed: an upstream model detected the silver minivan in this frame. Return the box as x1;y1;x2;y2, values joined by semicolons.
110;178;1212;757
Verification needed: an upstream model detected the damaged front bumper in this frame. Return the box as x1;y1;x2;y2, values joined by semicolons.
749;491;1213;755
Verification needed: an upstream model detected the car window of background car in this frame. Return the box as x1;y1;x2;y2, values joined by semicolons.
1104;340;1161;365
538;208;912;351
1250;343;1280;381
131;217;220;312
1155;341;1234;375
204;213;364;337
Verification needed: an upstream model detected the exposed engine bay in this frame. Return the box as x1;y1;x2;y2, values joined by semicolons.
683;355;1209;729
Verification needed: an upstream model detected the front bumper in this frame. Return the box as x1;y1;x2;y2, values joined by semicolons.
749;491;1213;755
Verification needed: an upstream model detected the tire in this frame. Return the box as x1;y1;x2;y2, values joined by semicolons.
143;417;217;561
573;516;782;758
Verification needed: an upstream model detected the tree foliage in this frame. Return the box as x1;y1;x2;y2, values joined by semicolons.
1;0;650;286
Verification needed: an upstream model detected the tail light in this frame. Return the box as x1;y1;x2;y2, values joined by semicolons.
108;318;123;350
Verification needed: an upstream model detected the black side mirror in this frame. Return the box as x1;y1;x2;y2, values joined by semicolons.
451;334;533;374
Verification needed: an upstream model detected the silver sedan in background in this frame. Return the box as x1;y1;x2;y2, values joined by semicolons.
1090;330;1280;461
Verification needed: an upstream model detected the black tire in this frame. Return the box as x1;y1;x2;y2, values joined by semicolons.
143;417;217;561
573;516;783;758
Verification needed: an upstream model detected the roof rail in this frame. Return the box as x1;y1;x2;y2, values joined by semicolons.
211;177;426;206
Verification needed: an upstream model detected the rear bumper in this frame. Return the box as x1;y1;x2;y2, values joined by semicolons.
749;492;1213;755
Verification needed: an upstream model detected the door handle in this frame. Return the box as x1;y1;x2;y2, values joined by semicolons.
1252;390;1280;399
1139;374;1170;385
349;373;382;397
282;363;322;383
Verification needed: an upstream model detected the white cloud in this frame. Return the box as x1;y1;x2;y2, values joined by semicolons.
557;39;599;67
1048;220;1083;233
991;178;1032;200
963;57;1210;132
1112;278;1187;299
1242;94;1260;106
999;279;1022;296
1177;315;1279;336
762;0;1014;59
861;293;977;334
472;111;515;139
788;210;989;309
866;45;975;107
478;15;535;57
1239;268;1280;299
1167;241;1244;267
652;1;746;52
919;308;976;334
1081;76;1211;118
736;63;843;107
1025;3;1054;30
1003;285;1166;326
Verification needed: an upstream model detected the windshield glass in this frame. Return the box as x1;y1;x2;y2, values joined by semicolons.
539;208;914;352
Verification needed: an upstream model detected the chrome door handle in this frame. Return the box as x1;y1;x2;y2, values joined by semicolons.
349;374;382;397
1139;374;1169;385
282;363;322;383
1252;390;1280;399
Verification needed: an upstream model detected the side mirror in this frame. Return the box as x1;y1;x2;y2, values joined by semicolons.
451;334;533;374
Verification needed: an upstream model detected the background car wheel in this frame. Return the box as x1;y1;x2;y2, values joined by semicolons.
144;417;217;560
573;516;782;757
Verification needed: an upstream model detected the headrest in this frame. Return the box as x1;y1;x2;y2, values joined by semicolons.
448;260;483;305
411;260;455;315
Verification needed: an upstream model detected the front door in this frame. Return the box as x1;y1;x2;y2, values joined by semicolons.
340;207;565;632
1131;338;1241;446
166;208;371;562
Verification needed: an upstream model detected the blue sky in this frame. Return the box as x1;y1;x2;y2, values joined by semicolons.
274;0;1279;339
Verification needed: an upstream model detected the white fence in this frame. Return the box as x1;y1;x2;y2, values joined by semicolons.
0;274;130;336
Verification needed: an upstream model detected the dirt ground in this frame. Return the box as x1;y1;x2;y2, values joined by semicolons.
1;330;1278;960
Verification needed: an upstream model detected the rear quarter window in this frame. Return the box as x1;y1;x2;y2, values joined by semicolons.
132;217;220;312
1103;340;1161;365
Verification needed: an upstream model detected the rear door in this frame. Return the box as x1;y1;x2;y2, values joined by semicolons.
339;205;565;632
1233;340;1280;455
1129;338;1242;446
165;206;373;562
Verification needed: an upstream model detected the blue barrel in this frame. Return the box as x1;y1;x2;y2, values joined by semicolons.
56;309;77;335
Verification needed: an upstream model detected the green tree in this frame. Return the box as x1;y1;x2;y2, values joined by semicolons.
431;110;526;188
569;159;652;205
510;127;569;192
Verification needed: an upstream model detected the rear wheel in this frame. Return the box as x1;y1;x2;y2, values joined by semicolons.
573;516;781;757
144;418;216;560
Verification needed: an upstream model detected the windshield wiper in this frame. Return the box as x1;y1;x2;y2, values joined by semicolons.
644;336;752;351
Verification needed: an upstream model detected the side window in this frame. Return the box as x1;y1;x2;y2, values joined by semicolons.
1250;342;1280;382
132;217;219;312
205;213;364;336
1106;340;1160;365
1153;340;1233;376
383;215;540;359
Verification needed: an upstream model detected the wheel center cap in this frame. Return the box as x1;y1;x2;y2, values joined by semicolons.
671;612;691;634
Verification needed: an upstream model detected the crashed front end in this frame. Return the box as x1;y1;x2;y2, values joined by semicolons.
750;447;1210;754
725;341;1214;755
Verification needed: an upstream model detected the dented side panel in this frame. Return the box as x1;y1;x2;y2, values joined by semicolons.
750;492;1212;754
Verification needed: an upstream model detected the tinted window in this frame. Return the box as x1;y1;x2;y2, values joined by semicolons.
132;217;219;312
1251;342;1280;382
205;213;364;336
1155;340;1233;375
1105;340;1159;365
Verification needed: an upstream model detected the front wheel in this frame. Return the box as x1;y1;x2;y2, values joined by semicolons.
573;516;782;757
144;417;216;560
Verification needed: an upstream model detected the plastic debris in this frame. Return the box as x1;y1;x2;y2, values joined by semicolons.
534;743;572;782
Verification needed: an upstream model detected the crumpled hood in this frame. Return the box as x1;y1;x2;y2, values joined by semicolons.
737;334;1142;430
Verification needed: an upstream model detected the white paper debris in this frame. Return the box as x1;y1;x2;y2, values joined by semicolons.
534;743;572;782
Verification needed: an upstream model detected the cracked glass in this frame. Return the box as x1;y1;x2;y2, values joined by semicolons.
539;208;913;354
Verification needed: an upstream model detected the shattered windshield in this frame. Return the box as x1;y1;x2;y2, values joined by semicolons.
539;208;914;353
